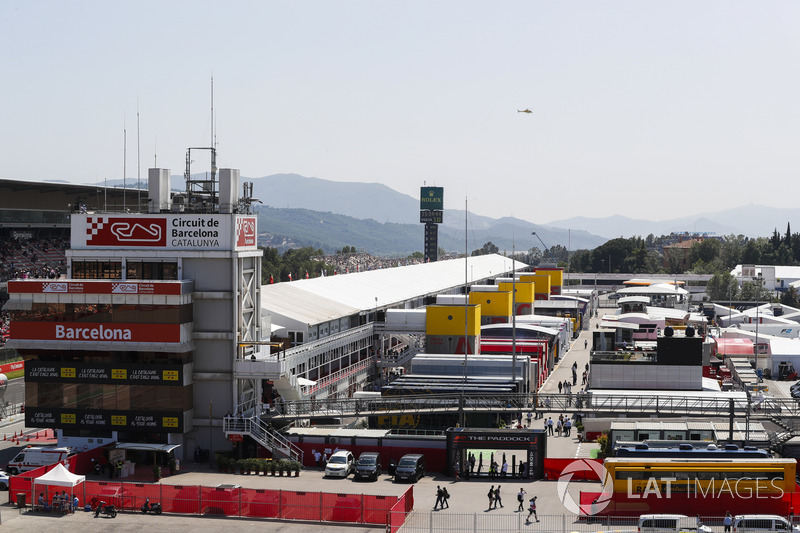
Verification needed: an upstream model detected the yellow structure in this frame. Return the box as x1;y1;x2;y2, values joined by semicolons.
520;274;551;300
425;304;481;354
469;290;513;325
534;267;563;295
498;281;535;315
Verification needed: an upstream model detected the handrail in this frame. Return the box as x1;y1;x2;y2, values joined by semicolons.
223;416;304;463
266;392;800;420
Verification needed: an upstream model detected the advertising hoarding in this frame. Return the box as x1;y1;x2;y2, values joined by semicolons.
7;280;186;295
70;213;257;251
27;407;184;432
25;361;184;385
420;187;444;211
11;322;182;343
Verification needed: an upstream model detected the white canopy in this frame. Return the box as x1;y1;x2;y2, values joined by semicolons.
33;463;85;488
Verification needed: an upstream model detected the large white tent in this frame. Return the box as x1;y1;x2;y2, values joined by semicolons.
33;463;85;488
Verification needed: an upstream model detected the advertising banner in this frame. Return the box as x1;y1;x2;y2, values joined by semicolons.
235;215;257;249
25;361;183;385
71;214;234;250
26;407;184;432
11;322;181;343
8;280;185;295
420;187;444;210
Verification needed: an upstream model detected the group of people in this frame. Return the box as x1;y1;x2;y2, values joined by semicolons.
543;414;573;437
36;491;77;513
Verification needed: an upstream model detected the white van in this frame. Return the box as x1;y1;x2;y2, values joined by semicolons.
638;514;713;533
6;446;71;475
734;515;800;533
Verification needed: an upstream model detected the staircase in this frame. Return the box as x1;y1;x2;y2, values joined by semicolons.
767;416;800;452
223;416;304;463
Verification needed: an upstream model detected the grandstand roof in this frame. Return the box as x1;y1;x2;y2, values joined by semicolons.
0;178;142;213
261;254;525;326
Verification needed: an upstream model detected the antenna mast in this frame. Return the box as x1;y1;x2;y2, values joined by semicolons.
123;122;127;211
137;109;141;212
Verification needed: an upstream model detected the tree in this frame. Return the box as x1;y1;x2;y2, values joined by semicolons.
689;239;721;267
471;242;499;257
781;286;800;307
706;272;739;301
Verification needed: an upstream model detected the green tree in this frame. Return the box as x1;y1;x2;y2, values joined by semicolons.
471;242;499;257
689;239;721;267
780;286;800;307
706;272;739;301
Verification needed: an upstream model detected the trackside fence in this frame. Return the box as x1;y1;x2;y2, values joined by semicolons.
392;514;800;533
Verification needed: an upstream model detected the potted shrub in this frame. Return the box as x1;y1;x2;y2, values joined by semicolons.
168;456;177;475
278;459;289;476
268;460;276;476
215;453;227;472
153;464;162;481
291;460;301;477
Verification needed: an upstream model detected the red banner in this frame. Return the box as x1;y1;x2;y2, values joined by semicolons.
0;361;24;374
86;216;167;247
8;280;184;295
11;322;181;343
236;217;257;248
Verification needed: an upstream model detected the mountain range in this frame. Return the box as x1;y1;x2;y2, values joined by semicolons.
75;174;800;256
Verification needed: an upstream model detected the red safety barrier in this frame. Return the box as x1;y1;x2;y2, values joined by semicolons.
9;451;408;526
543;458;604;481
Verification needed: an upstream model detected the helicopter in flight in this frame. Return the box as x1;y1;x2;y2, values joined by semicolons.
517;108;533;114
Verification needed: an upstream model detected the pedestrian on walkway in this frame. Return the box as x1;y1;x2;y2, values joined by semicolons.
469;453;476;474
526;410;533;427
724;511;732;532
454;460;460;482
584;339;588;349
501;460;508;478
517;488;527;512
526;496;538;523
494;485;503;508
487;485;495;511
441;487;450;508
582;370;588;385
547;417;554;435
565;418;572;437
434;486;444;510
558;381;563;394
556;417;562;436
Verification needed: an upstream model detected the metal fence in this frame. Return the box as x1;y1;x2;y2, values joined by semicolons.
394;513;789;533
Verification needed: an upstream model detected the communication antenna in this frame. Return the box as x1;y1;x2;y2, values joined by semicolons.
123;120;127;211
137;105;141;212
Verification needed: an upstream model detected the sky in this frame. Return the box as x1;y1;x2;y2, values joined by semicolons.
3;1;799;224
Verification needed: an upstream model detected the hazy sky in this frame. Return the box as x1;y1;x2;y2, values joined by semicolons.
3;1;799;224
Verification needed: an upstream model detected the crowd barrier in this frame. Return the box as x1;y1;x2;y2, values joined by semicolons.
11;465;414;526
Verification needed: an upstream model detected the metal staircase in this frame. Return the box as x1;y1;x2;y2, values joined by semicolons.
223;416;304;463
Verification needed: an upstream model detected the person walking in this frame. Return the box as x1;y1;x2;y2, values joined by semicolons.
556;417;563;436
487;485;495;511
724;511;732;532
441;487;449;508
517;488;527;512
434;486;444;510
526;496;538;523
494;485;503;508
454;460;460;482
526;410;533;427
547;417;554;435
558;381;563;394
469;453;476;474
565;417;572;437
501;460;508;478
584;339;588;349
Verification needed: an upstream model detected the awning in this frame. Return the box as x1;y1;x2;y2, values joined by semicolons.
115;443;181;453
297;377;317;386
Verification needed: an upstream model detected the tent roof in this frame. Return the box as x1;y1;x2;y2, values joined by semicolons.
33;463;85;487
115;443;181;453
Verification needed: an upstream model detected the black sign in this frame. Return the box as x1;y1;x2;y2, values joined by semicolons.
424;223;438;262
26;407;184;433
420;210;443;224
26;361;183;385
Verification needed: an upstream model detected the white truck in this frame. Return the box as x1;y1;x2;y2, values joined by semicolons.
6;446;72;475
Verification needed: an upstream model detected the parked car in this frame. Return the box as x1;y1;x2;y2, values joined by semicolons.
324;451;355;478
394;454;425;482
733;515;800;533
354;452;381;481
638;514;712;533
0;470;8;490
